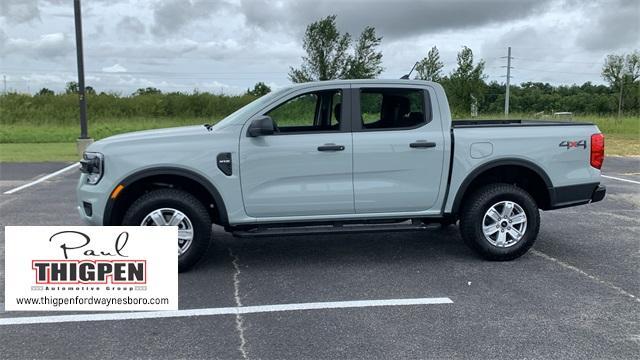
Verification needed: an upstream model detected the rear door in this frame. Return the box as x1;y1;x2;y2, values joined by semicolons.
239;86;354;218
351;84;446;213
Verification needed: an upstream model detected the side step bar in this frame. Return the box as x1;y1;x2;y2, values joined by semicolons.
231;220;438;238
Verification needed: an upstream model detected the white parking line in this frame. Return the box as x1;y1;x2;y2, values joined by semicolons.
0;297;453;326
2;162;79;195
531;250;639;302
602;175;640;185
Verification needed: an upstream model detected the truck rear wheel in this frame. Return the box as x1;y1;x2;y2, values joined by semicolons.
459;183;540;260
122;188;212;272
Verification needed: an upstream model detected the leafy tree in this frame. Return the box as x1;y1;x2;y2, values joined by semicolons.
625;51;640;81
289;15;351;82
345;26;383;79
37;88;54;96
65;81;78;94
415;46;444;81
444;46;486;115
247;82;271;97
602;50;640;117
133;87;162;96
64;82;95;95
602;54;625;88
289;15;383;82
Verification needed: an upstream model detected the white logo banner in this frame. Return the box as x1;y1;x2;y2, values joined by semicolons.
5;226;178;311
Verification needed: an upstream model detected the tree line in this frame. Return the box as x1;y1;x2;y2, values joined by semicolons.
5;15;639;122
287;15;639;117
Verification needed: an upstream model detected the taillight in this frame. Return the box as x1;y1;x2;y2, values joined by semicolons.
590;133;604;169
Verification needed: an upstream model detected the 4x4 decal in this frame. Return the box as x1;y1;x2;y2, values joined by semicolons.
559;140;586;149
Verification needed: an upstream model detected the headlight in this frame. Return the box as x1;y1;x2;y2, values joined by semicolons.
80;152;104;185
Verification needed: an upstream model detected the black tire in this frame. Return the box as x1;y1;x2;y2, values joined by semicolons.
122;188;212;272
459;183;540;261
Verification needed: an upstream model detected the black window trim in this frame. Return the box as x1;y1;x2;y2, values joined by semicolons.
260;88;351;136
351;87;433;132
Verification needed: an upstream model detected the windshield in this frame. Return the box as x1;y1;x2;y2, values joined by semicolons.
211;87;291;129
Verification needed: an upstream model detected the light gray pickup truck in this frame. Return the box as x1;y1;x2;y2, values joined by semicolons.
77;80;606;271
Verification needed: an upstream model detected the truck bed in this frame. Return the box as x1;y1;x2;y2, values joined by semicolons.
452;119;594;128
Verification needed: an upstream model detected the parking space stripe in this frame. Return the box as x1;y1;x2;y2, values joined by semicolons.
531;250;639;302
0;297;453;326
3;163;79;195
602;175;640;185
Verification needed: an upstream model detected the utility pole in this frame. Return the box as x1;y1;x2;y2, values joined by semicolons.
501;47;513;117
2;75;6;95
73;0;93;155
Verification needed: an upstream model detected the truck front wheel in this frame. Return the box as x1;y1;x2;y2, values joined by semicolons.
459;183;540;260
122;188;212;272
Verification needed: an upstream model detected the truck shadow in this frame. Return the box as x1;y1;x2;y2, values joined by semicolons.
197;225;478;271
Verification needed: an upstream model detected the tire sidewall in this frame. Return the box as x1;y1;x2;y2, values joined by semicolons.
122;190;211;272
470;187;539;258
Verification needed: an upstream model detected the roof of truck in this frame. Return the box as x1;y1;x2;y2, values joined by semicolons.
287;79;437;88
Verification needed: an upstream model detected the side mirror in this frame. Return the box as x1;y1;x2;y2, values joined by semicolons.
247;116;275;137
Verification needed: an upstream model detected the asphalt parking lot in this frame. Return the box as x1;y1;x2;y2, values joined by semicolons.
0;157;638;359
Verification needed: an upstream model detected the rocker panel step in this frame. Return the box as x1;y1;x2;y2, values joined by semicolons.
231;221;437;238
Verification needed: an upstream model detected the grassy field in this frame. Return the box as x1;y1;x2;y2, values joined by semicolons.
0;143;79;162
0;114;638;162
0;117;214;144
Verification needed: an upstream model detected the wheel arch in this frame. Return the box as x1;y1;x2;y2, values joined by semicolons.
450;158;553;215
103;167;229;227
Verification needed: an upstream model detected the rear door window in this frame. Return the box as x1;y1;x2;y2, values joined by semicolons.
360;88;427;130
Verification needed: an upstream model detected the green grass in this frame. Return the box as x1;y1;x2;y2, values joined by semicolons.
605;135;640;157
0;114;637;162
472;114;639;136
2;135;634;162
0;92;255;125
466;114;639;156
0;117;215;143
0;143;79;162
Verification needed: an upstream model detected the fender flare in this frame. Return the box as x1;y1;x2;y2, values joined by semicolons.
103;167;228;226
450;158;553;214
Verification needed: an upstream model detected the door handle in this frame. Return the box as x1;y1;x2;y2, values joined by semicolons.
410;141;436;149
317;144;345;151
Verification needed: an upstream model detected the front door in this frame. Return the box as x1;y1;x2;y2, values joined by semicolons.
352;85;446;213
239;87;354;218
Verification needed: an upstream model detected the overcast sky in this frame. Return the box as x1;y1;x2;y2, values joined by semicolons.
1;0;638;95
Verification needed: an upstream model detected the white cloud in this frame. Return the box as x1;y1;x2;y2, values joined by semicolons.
150;0;233;37
0;32;73;58
116;16;146;38
1;0;638;94
0;0;40;24
102;64;128;73
240;0;556;39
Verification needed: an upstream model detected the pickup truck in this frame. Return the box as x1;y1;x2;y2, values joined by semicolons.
77;80;606;271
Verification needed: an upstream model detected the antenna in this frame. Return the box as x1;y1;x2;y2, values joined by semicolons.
400;62;419;79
